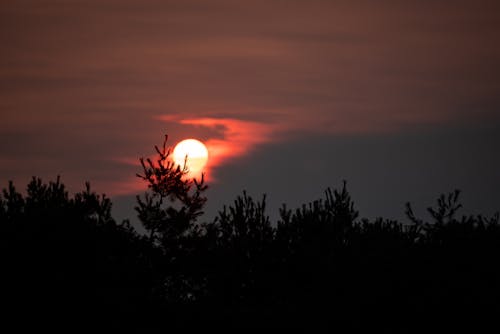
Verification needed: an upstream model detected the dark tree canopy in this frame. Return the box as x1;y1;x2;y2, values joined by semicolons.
0;177;158;330
1;135;499;331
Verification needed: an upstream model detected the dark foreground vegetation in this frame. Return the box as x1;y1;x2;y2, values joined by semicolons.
1;136;499;332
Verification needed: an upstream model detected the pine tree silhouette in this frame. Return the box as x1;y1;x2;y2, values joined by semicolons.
135;135;208;303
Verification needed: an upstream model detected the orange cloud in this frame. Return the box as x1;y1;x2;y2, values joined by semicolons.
157;116;279;182
105;116;279;195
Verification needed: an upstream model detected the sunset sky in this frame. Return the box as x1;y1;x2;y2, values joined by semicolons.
1;0;499;223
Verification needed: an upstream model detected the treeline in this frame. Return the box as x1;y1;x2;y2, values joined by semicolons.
1;136;499;331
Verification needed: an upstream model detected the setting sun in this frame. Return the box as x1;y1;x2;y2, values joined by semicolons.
172;139;208;174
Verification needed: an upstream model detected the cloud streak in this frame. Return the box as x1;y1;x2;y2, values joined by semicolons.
1;0;499;197
157;116;279;182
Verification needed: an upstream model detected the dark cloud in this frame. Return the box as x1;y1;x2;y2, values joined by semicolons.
202;121;500;223
1;0;499;220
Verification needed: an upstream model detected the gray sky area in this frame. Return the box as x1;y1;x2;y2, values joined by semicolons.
1;0;499;227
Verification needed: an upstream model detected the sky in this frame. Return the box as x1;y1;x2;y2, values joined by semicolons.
1;0;500;225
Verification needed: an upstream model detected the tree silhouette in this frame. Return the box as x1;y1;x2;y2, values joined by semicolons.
0;177;156;330
276;181;358;258
200;191;275;304
135;134;208;302
2;135;500;331
136;134;208;243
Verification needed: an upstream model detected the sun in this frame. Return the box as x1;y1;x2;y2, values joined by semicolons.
172;139;209;174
